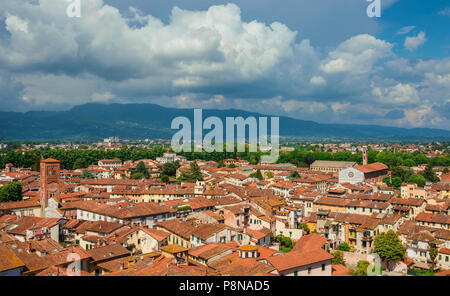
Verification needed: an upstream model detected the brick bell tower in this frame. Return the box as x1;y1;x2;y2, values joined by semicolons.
363;146;368;166
40;158;61;216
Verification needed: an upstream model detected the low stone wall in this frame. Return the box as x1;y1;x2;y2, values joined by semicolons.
342;252;373;268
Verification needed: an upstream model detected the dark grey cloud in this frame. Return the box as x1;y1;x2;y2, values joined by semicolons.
385;109;405;119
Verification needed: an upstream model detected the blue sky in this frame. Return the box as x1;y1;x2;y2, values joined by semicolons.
377;0;450;58
0;0;449;129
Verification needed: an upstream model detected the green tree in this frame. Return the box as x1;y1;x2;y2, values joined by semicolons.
288;170;300;179
391;167;413;182
31;157;40;172
178;162;204;183
407;174;426;187
337;242;351;252
130;172;145;180
332;251;346;266
160;175;169;183
276;235;294;252
73;158;89;170
304;156;315;167
402;158;416;167
382;176;391;187
352;260;370;276
429;244;438;270
374;230;406;267
298;223;310;234
134;161;149;179
0;182;23;202
217;160;225;168
189;161;203;181
161;162;177;177
250;169;263;180
80;169;95;179
265;171;274;179
228;163;236;168
391;176;402;189
420;165;439;183
443;167;449;174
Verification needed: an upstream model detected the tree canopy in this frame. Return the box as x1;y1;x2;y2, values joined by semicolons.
288;170;300;179
178;162;203;183
134;161;150;179
265;171;274;179
0;182;22;202
332;251;346;266
250;169;263;180
407;174;426;187
421;165;439;183
337;242;351;252
374;230;406;265
80;169;95;179
161;162;177;177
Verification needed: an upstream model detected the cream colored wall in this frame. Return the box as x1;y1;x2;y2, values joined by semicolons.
278;260;332;276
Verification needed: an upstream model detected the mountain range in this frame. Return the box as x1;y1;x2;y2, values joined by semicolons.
1;103;449;141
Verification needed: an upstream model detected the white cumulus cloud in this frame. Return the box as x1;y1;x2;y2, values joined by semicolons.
404;31;426;51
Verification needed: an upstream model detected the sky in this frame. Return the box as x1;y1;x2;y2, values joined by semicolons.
0;0;449;130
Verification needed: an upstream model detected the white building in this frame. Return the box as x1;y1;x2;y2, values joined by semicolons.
156;153;177;164
339;167;365;184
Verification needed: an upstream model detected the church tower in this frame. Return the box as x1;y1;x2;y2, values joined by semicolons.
40;158;61;217
363;146;368;166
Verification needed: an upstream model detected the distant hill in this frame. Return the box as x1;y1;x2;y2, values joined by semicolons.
1;103;449;141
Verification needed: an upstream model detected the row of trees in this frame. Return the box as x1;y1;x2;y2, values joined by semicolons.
2;146;449;171
383;164;442;189
278;149;450;168
128;160;204;184
0;146;166;171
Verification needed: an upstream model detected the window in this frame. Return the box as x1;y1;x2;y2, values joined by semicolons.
308;267;312;274
322;264;325;271
294;271;298;276
446;256;449;262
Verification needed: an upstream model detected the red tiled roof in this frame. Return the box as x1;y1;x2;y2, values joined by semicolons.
267;248;333;272
0;244;25;272
292;233;328;252
41;158;60;163
332;264;351;276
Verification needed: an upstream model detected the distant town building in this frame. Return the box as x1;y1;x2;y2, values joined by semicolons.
156;153;177;164
310;160;356;173
98;158;122;168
